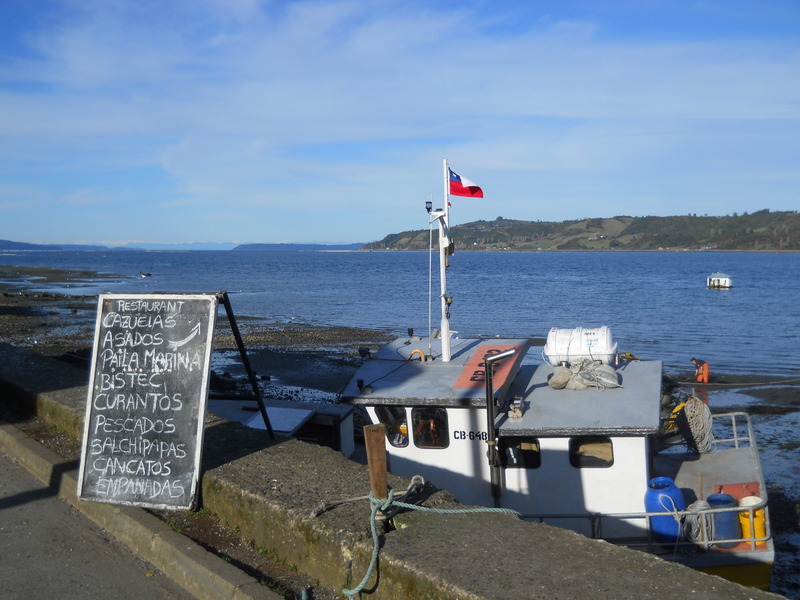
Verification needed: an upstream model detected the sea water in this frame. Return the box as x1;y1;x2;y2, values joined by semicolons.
2;249;799;378
3;249;800;596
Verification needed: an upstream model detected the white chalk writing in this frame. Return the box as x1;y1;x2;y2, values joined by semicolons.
82;295;214;508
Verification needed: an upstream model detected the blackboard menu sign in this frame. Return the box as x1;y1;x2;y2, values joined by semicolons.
78;294;218;509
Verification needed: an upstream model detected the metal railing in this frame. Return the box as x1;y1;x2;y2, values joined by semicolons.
519;411;771;554
521;500;771;553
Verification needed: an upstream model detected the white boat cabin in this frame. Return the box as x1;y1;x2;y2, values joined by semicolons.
343;335;658;538
342;332;773;587
708;272;733;288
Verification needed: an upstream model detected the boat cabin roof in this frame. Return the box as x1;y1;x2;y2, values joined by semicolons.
498;359;664;437
342;336;531;407
344;337;664;438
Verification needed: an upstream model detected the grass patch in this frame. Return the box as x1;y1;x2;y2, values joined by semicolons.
166;519;187;533
259;547;279;560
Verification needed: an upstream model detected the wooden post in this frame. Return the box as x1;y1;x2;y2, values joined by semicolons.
364;424;387;500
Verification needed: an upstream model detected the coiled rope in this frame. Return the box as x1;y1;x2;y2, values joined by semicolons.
683;500;713;555
683;395;714;453
339;480;520;599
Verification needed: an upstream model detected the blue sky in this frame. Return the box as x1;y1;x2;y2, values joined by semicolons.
1;0;798;246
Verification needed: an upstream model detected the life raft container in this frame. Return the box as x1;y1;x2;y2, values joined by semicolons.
543;326;618;366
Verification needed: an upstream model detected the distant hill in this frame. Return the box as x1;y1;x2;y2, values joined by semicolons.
4;210;798;253
233;243;364;251
114;242;237;251
363;210;800;252
0;239;109;251
0;240;362;252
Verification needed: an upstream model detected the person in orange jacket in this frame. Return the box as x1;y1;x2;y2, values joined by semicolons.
691;357;709;383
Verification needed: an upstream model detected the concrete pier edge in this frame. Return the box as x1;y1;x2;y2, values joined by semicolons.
0;422;281;600
0;343;785;600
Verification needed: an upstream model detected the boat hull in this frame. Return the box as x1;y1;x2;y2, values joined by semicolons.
343;336;775;590
696;562;772;590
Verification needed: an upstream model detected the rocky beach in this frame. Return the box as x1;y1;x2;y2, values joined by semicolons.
0;266;401;600
0;265;396;395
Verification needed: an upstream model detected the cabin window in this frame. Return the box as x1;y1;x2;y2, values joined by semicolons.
569;436;614;468
411;407;449;449
374;406;409;448
502;437;541;469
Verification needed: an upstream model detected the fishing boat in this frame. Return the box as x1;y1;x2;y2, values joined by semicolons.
341;161;773;589
708;272;733;288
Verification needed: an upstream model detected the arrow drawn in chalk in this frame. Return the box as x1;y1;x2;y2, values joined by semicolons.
168;322;201;350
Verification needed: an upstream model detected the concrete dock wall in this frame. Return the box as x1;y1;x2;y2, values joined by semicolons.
0;343;784;600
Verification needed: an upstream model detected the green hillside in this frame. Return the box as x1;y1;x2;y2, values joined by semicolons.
364;210;800;252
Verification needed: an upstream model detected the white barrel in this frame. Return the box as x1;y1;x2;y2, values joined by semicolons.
543;326;617;365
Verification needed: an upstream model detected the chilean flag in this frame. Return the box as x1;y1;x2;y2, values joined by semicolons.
448;168;484;198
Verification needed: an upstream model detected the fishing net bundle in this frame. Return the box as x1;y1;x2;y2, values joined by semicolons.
548;359;622;391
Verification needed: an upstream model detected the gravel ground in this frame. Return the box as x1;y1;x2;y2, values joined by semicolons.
0;264;395;392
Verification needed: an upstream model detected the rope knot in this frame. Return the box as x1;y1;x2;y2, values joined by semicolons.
369;487;396;517
380;487;395;512
343;477;519;598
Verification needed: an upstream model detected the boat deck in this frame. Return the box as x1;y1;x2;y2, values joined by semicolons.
649;412;773;562
498;360;664;437
342;336;531;407
654;446;764;504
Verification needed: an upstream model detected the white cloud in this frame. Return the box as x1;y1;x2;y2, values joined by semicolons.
0;0;798;243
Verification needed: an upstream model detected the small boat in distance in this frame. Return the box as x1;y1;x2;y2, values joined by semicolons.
708;272;733;288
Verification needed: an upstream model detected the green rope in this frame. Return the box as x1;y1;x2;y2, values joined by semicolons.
342;487;519;599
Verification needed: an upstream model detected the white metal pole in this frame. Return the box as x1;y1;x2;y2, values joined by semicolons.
428;213;433;358
440;158;451;362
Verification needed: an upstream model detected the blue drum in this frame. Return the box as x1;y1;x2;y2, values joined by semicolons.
707;493;741;548
645;477;686;542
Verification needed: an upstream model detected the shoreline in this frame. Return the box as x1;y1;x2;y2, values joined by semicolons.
0;265;396;397
2;264;799;598
1;264;798;408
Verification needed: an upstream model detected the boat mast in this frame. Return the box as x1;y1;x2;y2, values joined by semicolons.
438;158;452;362
426;160;453;362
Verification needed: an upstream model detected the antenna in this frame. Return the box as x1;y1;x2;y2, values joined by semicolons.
427;196;434;359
